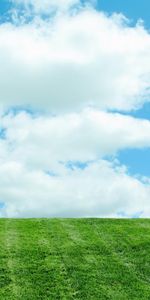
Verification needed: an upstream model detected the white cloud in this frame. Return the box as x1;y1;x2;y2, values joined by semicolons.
0;1;150;218
0;159;149;218
0;109;149;218
1;110;150;171
0;8;150;112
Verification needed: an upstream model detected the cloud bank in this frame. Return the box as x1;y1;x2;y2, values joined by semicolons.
0;158;149;218
0;109;150;218
0;5;150;112
0;0;150;217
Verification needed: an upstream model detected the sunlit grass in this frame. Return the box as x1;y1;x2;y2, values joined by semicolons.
0;219;150;299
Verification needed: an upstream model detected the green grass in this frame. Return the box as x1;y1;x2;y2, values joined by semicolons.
0;219;150;299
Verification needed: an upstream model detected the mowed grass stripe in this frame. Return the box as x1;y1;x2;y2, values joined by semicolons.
4;219;77;299
60;219;118;299
60;219;134;299
0;220;12;298
36;219;78;299
0;219;150;299
4;220;20;299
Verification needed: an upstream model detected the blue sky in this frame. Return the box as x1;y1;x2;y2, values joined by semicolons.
2;0;150;27
0;0;10;19
0;0;150;30
99;0;150;29
0;0;9;11
0;0;149;217
118;148;150;177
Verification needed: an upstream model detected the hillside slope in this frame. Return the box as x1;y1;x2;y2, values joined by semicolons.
0;219;150;299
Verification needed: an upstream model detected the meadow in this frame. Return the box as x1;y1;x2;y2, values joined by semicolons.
0;218;150;299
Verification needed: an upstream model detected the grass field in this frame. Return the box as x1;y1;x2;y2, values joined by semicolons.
0;219;150;299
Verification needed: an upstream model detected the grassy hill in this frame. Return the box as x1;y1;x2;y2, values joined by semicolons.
0;219;150;299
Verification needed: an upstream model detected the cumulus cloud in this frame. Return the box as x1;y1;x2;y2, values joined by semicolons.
0;109;149;218
0;7;150;112
0;0;150;218
1;110;150;171
0;159;149;218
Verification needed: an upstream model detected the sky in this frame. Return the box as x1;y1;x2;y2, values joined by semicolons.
0;0;150;218
99;0;150;28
